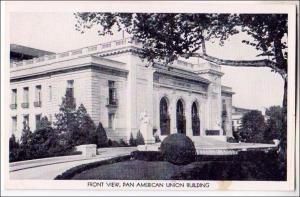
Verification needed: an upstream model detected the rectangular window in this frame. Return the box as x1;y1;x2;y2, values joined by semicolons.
35;114;41;129
49;86;52;101
11;89;17;104
35;85;42;102
67;80;74;97
12;116;17;134
108;113;115;129
108;81;117;105
23;115;29;126
11;89;17;109
23;87;29;103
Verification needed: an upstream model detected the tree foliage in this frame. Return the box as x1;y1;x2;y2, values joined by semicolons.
54;88;78;148
95;122;109;147
9;134;20;162
30;116;72;159
239;110;267;143
136;130;145;145
74;13;287;78
264;106;285;143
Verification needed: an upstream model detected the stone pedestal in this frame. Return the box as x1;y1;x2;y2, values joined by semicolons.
139;111;155;144
75;144;97;158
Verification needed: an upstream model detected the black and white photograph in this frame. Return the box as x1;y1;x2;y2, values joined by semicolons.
1;1;298;196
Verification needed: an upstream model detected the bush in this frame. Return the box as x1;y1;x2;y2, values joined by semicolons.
129;132;137;146
107;139;129;147
55;155;131;180
30;126;74;159
226;137;238;143
119;139;129;147
95;122;108;147
153;131;161;143
108;139;113;146
131;151;163;161
9;134;20;162
136;130;145;145
160;133;196;165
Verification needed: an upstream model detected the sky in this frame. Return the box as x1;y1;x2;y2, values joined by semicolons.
9;12;284;111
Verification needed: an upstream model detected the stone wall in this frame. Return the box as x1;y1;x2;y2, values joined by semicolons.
10;69;93;139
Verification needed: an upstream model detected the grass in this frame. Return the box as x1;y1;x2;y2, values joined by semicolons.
71;160;207;180
71;157;285;181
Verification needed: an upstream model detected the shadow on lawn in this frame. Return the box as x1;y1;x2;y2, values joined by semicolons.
56;150;286;181
172;151;286;181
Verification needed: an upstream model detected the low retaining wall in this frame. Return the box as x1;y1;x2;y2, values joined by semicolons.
137;143;278;156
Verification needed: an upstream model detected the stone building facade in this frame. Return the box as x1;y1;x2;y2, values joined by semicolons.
10;37;234;144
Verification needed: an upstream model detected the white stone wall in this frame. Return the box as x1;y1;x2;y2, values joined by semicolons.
9;40;235;144
90;70;128;140
222;94;233;137
10;69;93;139
153;84;208;142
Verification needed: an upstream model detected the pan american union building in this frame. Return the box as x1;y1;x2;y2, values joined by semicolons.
10;37;234;144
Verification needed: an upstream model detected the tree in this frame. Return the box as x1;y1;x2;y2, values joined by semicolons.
74;104;97;146
18;121;33;160
9;134;20;162
239;110;267;143
95;122;108;147
37;116;52;129
136;130;145;145
30;116;73;159
129;132;136;146
54;88;77;149
264;106;284;142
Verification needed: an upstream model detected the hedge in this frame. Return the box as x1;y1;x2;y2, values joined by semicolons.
55;155;131;180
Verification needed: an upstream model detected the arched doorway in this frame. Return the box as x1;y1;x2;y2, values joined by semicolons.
191;102;200;136
160;97;170;135
176;99;186;134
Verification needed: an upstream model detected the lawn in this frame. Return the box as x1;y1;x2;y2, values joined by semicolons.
71;158;285;181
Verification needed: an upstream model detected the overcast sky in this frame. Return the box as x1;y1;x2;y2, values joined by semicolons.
9;12;284;111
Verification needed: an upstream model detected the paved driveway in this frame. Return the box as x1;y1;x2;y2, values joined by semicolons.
9;147;137;180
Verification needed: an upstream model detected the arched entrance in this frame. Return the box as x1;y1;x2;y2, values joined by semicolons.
160;97;170;135
191;102;200;136
176;99;186;134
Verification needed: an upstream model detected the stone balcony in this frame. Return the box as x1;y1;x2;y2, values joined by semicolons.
106;98;118;108
21;102;29;109
10;104;17;110
34;101;42;108
205;130;221;136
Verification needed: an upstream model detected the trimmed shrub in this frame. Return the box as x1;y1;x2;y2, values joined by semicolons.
95;122;108;147
129;132;137;146
108;139;113;146
160;133;196;165
119;139;129;147
153;130;161;143
9;134;20;162
226;137;238;143
136;130;145;145
55;155;131;180
131;151;163;161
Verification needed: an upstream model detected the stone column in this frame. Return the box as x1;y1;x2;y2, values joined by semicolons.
185;101;192;137
170;98;177;134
